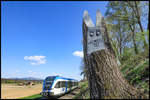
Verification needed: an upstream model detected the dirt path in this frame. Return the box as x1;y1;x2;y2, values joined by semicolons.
1;83;42;99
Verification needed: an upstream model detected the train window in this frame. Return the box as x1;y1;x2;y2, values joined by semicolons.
67;82;69;88
61;81;65;87
64;81;66;87
55;82;60;88
45;76;56;81
67;81;70;88
70;82;72;87
75;82;76;86
60;81;62;88
56;81;66;88
73;82;74;86
70;81;71;88
67;81;72;88
61;81;64;87
71;81;72;87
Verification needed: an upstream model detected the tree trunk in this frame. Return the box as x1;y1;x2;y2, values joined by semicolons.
82;10;146;99
129;24;138;54
148;10;149;30
133;33;138;54
118;20;123;58
88;50;144;99
134;1;147;49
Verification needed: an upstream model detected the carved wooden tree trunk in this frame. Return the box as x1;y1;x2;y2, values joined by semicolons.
82;9;145;99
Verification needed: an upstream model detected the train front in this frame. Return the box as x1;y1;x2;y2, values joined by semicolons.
40;76;56;97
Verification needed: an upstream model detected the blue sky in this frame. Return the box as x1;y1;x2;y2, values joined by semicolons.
1;1;108;80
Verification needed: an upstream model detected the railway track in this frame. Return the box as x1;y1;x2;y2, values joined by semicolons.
38;87;80;99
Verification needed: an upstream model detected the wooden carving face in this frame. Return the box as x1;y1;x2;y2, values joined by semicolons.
87;27;105;55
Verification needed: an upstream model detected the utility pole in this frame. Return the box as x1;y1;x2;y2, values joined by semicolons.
82;9;144;99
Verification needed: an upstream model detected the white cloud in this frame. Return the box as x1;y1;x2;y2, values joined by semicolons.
24;55;46;65
73;51;84;58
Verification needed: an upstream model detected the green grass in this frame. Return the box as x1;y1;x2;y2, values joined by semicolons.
17;94;42;99
73;81;90;99
120;50;149;96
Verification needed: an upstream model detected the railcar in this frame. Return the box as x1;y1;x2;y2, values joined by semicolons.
40;76;78;97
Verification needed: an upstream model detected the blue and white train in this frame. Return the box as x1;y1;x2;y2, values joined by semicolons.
40;76;78;97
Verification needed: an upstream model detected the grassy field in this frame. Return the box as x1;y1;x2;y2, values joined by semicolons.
17;94;42;99
1;83;42;99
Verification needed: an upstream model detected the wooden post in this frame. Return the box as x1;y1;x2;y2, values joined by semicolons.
82;9;144;99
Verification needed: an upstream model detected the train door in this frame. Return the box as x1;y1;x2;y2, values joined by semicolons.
65;81;67;92
61;81;66;94
54;81;62;95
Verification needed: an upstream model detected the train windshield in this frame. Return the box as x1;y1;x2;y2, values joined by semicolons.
45;76;56;81
44;76;56;90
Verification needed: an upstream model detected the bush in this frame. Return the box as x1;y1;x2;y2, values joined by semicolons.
120;50;149;96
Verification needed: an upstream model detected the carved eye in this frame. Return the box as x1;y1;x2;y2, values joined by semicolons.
90;32;94;37
96;31;100;36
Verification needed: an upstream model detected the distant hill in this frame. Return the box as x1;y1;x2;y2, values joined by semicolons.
1;77;43;84
2;77;43;81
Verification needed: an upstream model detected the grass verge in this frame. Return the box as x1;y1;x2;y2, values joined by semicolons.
73;81;90;99
17;94;42;99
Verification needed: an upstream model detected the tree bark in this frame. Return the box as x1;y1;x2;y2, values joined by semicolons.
87;50;143;99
